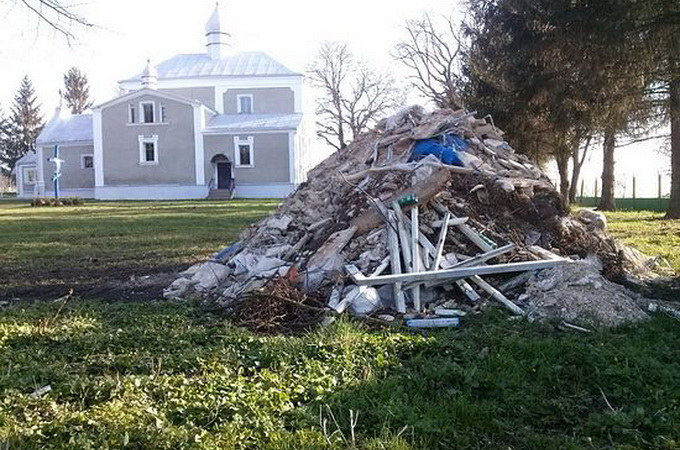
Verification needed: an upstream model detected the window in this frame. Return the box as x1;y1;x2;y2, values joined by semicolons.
81;154;94;169
144;143;155;162
160;104;167;122
129;104;136;123
138;135;159;165
237;94;253;114
234;136;254;167
140;101;155;123
23;167;37;185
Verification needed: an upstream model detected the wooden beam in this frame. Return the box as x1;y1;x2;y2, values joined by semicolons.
347;259;567;286
402;215;436;269
437;252;481;302
446;243;515;270
420;243;514;290
527;245;563;261
343;160;489;183
430;200;497;251
430;217;469;228
411;207;421;311
369;256;390;278
350;165;450;235
469;276;524;315
392;202;413;272
455;279;481;302
431;212;451;271
386;211;406;313
498;271;536;293
456;222;496;251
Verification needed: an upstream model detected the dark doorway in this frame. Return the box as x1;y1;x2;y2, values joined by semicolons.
216;161;232;190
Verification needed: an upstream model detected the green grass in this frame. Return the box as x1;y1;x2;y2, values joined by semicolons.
602;210;680;273
0;301;677;449
0;200;279;299
0;202;678;449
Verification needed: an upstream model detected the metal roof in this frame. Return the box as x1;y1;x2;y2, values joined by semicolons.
122;52;300;82
15;152;37;166
36;113;93;145
206;113;302;131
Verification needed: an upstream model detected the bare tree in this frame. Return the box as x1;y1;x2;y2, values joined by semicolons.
394;13;465;109
308;41;404;151
12;0;93;43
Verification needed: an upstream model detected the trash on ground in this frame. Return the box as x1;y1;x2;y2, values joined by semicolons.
166;106;660;331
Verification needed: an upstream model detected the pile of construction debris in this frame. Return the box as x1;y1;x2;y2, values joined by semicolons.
166;106;657;329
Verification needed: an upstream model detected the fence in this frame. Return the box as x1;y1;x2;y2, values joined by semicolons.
576;173;671;212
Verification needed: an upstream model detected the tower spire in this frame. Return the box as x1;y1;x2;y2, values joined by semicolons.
205;3;230;60
141;58;158;89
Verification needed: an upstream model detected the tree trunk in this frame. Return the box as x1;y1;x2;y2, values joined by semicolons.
568;136;591;204
555;151;570;203
665;78;680;219
598;128;617;211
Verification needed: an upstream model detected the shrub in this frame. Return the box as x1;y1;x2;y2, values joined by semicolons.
30;197;85;207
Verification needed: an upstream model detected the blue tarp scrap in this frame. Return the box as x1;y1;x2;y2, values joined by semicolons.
408;133;470;167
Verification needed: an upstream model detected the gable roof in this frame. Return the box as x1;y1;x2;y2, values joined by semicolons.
36;113;93;145
11;152;37;175
93;88;207;111
205;113;302;132
120;51;300;82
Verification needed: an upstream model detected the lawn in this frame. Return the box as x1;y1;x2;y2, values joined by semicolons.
602;210;680;274
0;201;678;449
0;199;279;300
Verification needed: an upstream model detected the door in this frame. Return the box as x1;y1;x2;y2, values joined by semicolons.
216;161;232;189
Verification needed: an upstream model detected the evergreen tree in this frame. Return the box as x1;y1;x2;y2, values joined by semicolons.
0;76;44;175
61;67;93;114
0;105;12;175
462;0;659;209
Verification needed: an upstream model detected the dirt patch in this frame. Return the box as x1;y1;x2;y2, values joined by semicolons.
1;265;184;301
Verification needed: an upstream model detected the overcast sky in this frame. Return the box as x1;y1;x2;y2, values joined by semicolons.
0;0;461;110
0;0;670;196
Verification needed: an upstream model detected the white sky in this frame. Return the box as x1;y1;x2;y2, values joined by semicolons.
0;0;670;197
0;0;460;109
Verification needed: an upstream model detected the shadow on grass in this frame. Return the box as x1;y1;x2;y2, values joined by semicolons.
1;300;678;449
294;313;680;449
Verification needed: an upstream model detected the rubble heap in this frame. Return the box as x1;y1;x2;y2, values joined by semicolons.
166;106;653;328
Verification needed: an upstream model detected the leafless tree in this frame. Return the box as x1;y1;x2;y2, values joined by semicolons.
11;0;93;43
308;41;404;151
394;13;465;110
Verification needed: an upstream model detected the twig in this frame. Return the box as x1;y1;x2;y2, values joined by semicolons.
40;289;73;331
598;386;617;413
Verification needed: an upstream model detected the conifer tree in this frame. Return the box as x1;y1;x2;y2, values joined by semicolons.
0;105;12;175
61;67;93;114
0;76;44;175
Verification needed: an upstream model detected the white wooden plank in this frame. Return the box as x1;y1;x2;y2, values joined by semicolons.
469;276;524;315
369;256;391;278
430;217;469;228
386;210;406;313
348;259;568;286
411;207;421;311
392;202;413;272
431;212;451;271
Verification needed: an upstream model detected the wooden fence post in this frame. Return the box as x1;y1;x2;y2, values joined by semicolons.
658;173;662;211
632;176;636;209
